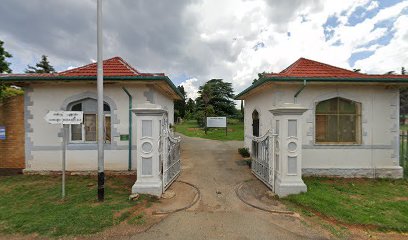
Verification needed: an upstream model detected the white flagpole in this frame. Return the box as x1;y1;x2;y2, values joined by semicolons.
97;0;105;201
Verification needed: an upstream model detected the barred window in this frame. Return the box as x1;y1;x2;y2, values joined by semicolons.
69;99;111;143
315;97;361;144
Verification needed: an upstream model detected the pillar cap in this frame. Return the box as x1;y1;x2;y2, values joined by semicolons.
132;102;166;115
269;103;308;116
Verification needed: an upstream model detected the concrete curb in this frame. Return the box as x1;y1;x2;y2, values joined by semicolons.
152;180;201;215
235;181;297;216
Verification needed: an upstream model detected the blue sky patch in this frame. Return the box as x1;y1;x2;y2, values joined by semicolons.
348;50;375;66
253;42;265;51
347;5;379;26
172;73;191;86
331;40;342;46
379;0;402;8
323;15;340;41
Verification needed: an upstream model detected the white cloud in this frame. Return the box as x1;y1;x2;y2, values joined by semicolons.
354;14;408;74
180;78;200;100
1;0;407;96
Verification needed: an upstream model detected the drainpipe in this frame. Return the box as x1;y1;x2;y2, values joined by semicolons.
294;79;307;103
122;87;132;171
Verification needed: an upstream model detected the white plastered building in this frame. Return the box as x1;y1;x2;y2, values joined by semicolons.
236;58;408;179
1;57;182;172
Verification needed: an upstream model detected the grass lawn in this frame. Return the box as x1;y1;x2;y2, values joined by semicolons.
283;177;408;232
174;119;244;141
0;175;153;237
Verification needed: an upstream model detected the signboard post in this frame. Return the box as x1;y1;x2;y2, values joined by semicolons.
206;117;228;136
44;111;83;199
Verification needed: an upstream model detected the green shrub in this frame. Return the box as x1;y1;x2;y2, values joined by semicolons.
238;147;250;158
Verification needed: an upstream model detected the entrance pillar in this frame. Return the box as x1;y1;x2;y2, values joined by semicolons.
270;103;307;197
131;102;166;197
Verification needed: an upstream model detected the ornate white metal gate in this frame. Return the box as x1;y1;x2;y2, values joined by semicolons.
161;117;181;191
251;130;278;191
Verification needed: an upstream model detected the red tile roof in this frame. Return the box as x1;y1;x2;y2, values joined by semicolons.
0;56;183;99
235;57;408;99
264;57;408;79
0;56;165;78
59;56;164;77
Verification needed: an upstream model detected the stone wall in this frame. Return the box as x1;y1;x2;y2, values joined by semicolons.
0;95;25;171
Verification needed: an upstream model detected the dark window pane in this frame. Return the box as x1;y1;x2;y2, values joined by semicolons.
104;103;110;112
315;115;327;141
338;98;356;114
326;115;338;142
339;115;356;142
71;124;82;141
85;114;97;141
71;103;82;111
105;116;111;143
316;115;338;142
316;98;338;114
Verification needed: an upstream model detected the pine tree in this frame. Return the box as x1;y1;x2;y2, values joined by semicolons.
0;40;12;74
174;85;187;121
25;55;55;73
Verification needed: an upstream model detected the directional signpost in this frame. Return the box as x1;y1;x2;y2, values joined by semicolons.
45;111;83;199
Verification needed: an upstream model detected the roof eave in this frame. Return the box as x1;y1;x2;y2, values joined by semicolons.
235;76;408;100
0;75;183;100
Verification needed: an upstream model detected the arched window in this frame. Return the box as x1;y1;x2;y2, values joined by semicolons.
252;110;259;137
69;98;111;143
315;97;361;144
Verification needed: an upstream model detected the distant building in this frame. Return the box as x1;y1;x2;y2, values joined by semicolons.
0;57;182;172
237;58;408;179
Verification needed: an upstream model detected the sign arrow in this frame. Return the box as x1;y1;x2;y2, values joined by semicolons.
44;111;83;125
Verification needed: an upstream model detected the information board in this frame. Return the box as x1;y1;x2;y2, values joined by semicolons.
207;117;227;128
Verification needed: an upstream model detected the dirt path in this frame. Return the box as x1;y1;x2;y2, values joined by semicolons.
129;135;330;240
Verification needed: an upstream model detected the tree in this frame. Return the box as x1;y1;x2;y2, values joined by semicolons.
0;40;12;73
174;85;187;122
195;79;236;126
184;98;196;119
240;100;244;121
25;55;55;73
0;40;14;101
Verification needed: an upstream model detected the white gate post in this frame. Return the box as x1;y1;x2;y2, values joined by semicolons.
131;102;166;197
270;103;307;197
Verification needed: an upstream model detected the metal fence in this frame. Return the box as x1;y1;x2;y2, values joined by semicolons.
400;131;408;178
251;130;277;191
162;124;181;191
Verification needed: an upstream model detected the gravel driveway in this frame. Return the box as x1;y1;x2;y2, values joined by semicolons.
130;135;330;240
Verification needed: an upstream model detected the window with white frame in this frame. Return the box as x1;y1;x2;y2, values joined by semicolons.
315;97;361;144
69;99;111;143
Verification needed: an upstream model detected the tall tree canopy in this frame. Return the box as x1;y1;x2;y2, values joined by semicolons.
174;85;187;121
186;98;195;114
196;79;236;117
25;55;55;73
0;40;12;74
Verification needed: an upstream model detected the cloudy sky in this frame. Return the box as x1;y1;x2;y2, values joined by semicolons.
0;0;407;99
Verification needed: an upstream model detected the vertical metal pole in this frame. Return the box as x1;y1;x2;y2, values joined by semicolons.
97;0;105;201
225;117;227;136
62;124;67;199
